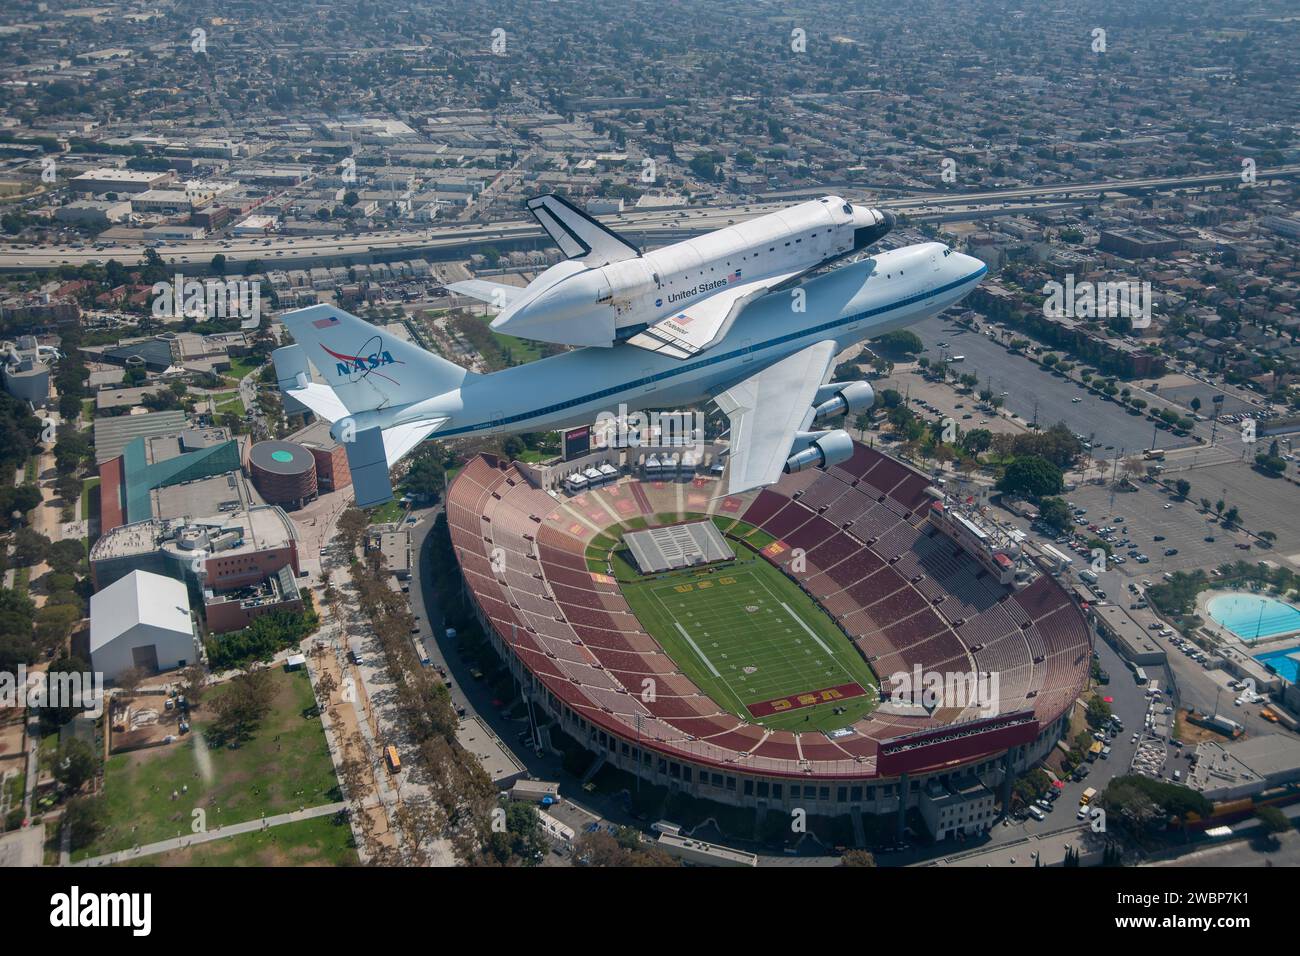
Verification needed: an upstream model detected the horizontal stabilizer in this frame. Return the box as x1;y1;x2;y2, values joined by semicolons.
446;279;526;311
284;382;350;423
273;344;352;421
381;418;447;468
527;194;640;267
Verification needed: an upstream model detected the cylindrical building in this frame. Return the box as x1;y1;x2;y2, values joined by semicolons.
248;440;317;509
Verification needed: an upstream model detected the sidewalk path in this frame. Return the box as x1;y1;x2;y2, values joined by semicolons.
71;801;350;867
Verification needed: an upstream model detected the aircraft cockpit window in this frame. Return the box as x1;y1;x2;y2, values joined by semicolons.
842;203;852;215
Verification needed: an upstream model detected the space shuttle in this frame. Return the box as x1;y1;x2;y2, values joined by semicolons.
449;194;894;359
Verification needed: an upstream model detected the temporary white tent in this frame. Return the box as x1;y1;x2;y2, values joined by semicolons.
90;570;197;681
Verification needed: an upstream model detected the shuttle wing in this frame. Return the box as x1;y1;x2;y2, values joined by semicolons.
527;194;640;267
627;271;802;359
712;340;837;495
446;279;527;310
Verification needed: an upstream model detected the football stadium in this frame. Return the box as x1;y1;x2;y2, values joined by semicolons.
447;441;1091;817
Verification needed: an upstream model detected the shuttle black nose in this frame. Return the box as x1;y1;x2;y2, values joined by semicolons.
853;210;895;250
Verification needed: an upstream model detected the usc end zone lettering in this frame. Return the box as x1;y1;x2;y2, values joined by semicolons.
747;682;868;718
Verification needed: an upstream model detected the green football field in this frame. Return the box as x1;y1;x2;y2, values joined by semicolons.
618;545;879;732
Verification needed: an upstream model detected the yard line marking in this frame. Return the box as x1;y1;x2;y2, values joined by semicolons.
674;622;720;677
779;600;834;655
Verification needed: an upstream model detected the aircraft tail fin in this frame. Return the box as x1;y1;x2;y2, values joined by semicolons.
527;193;640;266
280;304;476;413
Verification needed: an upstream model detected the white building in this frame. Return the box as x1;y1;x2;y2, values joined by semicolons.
231;214;279;236
89;570;198;681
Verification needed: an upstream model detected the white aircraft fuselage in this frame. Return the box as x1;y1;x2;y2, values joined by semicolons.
348;242;986;441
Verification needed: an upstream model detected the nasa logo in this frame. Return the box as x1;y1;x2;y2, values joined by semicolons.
655;298;663;308
320;338;403;384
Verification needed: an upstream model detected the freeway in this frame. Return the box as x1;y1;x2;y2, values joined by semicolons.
3;165;1297;274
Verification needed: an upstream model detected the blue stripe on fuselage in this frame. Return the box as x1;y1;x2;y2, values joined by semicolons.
436;264;986;437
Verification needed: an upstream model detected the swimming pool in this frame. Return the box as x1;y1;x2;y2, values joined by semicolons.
1208;593;1300;641
1254;647;1300;684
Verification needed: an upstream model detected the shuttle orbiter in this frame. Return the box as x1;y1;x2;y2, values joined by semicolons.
449;194;894;359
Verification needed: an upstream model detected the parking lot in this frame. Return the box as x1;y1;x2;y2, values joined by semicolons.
1049;463;1277;578
909;314;1198;458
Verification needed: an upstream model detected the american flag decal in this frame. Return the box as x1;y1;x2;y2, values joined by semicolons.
727;269;742;283
312;315;341;329
674;312;693;326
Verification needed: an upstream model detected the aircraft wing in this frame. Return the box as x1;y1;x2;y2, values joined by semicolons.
446;279;527;310
626;271;802;359
712;340;838;495
527;194;640;267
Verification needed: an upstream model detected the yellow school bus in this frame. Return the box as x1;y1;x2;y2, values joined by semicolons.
385;744;402;773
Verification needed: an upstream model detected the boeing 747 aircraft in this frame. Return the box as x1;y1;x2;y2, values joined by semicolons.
274;242;986;506
447;193;895;359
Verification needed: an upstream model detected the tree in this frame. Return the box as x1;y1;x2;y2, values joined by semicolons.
501;435;525;460
210;253;227;275
960;428;993;456
178;664;207;708
839;849;877;867
60;795;107;851
12;527;50;567
1255;805;1289;845
997;455;1064;500
1038;497;1073;533
209;668;274;746
337;507;370;553
1174;478;1191;499
1086;695;1113;728
47;539;86;576
483;800;549;866
871;329;923;358
53;737;99;793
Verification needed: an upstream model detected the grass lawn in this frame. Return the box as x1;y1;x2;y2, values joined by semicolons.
367;499;408;524
472;312;544;366
226;356;262;381
76;667;340;860
617;532;878;733
80;477;100;522
124;812;358;867
212;390;245;414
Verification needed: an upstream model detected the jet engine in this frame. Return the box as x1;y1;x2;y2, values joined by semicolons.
783;428;854;475
812;381;875;422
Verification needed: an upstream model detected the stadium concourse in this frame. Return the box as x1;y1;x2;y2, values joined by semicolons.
446;441;1091;814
